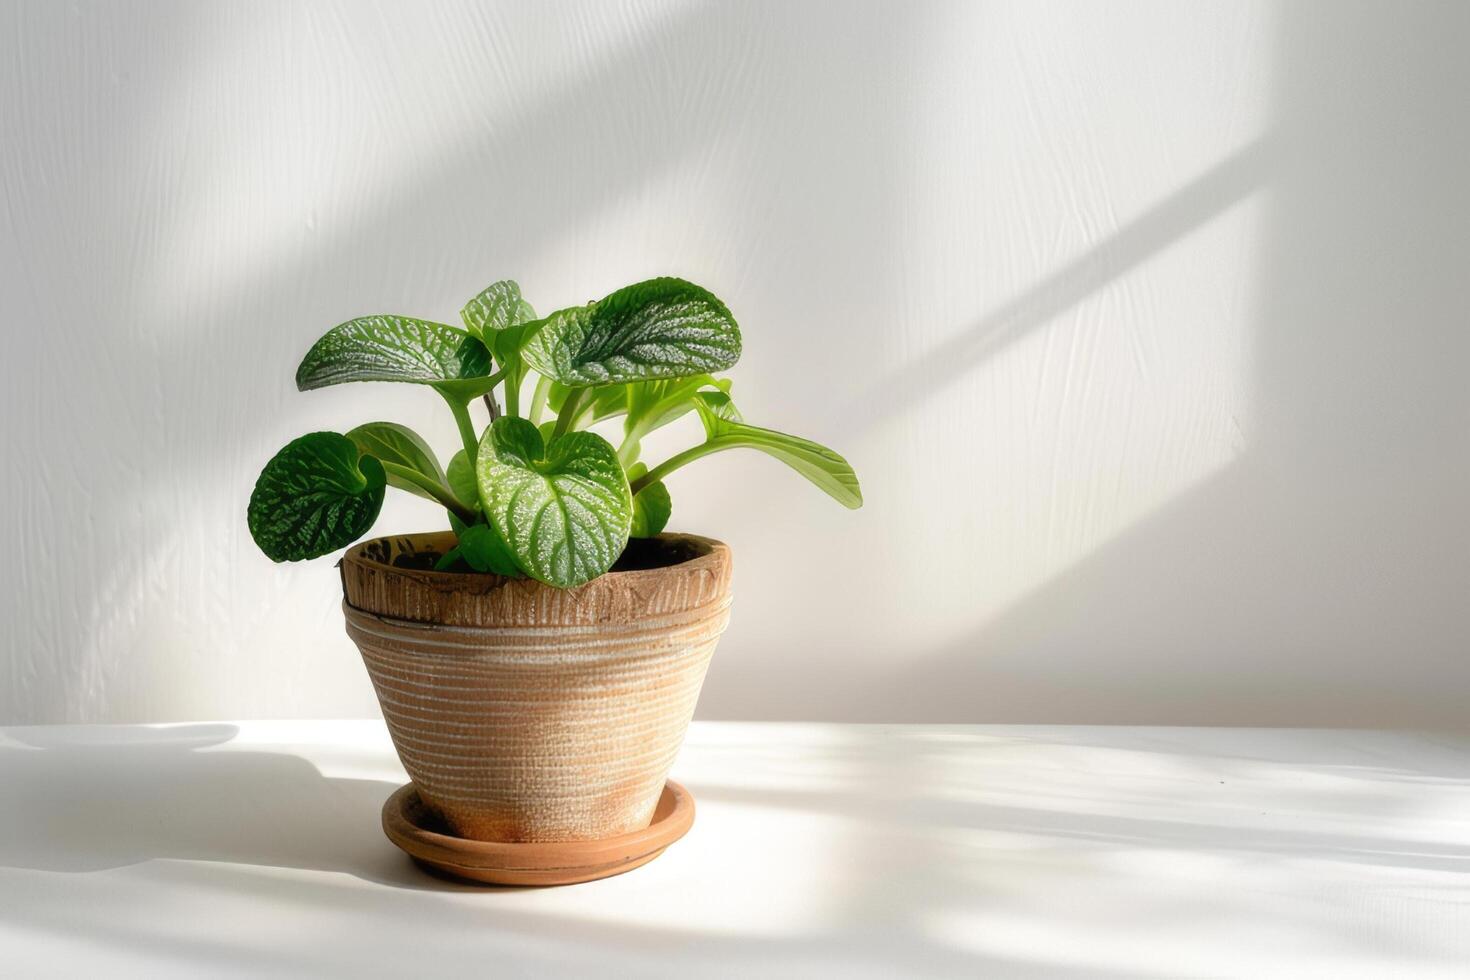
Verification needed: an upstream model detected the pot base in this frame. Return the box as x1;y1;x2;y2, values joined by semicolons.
381;780;695;886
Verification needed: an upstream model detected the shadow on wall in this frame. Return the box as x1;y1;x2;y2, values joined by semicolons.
3;2;1465;725
852;0;1469;725
0;1;928;724
837;133;1278;428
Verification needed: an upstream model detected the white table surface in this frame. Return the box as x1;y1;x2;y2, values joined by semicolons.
1;722;1467;979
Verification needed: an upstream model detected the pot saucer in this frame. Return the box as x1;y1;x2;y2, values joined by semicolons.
381;780;695;886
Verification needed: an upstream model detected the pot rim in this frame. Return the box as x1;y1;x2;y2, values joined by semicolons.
341;529;730;591
342;592;733;639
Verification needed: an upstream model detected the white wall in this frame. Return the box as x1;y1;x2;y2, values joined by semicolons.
2;0;1465;725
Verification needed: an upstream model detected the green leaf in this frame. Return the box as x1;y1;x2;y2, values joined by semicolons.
627;463;672;538
446;449;478;512
248;432;386;561
460;280;531;343
347;422;446;503
521;278;741;386
488;314;543;413
434;546;463;571
693;397;863;509
476;417;631;587
492;317;539;365
456;522;522;576
446;510;522;575
295;315;495;399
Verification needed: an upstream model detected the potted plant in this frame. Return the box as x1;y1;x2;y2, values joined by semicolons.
247;277;861;883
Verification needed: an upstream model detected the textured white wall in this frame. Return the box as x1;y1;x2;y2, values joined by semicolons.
2;1;1466;725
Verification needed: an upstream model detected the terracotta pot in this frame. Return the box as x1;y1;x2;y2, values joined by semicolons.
339;531;732;843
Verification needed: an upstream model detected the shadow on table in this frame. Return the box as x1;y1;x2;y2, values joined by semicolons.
0;724;1126;978
0;724;1137;979
0;723;479;892
3;724;1465;976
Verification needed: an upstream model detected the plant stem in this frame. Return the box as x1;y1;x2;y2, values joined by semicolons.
616;391;702;467
616;424;645;467
380;461;476;523
481;392;500;423
629;440;724;495
444;393;480;464
503;367;521;418
528;376;552;425
551;388;587;440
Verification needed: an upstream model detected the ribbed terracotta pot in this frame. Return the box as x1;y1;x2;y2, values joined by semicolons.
339;531;732;843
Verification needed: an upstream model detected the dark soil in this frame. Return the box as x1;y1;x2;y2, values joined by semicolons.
391;550;454;571
388;535;706;577
609;536;706;571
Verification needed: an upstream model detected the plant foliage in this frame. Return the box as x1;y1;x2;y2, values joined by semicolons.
249;276;861;587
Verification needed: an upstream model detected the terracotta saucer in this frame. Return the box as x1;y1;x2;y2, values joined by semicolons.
381;780;695;886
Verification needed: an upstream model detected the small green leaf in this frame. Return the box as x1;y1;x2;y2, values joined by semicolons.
446;449;478;512
627;463;672;538
488;313;542;412
457;522;522;576
296;315;494;399
460;280;530;343
695;390;743;424
347;422;446;502
521;278;741;386
492;317;539;365
627;375;730;427
248;432;386;561
621;374;731;452
615;375;732;465
693;397;862;509
477;417;631;587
